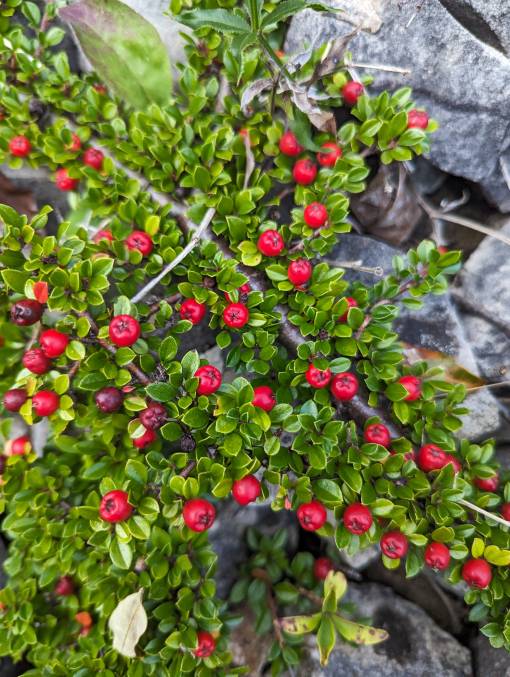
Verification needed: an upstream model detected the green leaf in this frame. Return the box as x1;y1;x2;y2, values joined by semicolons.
146;383;173;402
324;571;347;602
260;0;307;30
182;408;209;428
316;616;336;666
1;269;30;293
110;539;133;570
178;8;252;34
60;0;172;109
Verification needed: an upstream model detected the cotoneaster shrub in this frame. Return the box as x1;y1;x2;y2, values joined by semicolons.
0;0;508;674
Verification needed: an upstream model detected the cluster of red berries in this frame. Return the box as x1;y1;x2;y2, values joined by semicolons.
305;365;359;401
92;228;154;256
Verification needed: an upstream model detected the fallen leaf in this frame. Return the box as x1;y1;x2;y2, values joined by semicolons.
403;344;485;387
108;588;148;658
240;77;273;113
0;172;37;217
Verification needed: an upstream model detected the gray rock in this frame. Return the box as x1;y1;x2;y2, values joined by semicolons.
296;582;472;677
330;233;500;439
338;544;379;571
472;634;510;677
285;0;510;211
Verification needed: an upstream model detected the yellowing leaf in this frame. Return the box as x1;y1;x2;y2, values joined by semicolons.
403;344;485;388
332;615;388;645
324;571;347;602
280;612;321;635
108;588;148;658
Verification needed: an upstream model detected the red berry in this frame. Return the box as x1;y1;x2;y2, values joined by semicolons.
313;557;334;581
83;147;104;170
10;299;44;326
109;315;141;347
68;133;81;152
399;375;421;402
95;387;123;413
225;283;251;303
3;389;27;412
133;425;156;449
22;348;51;375
424;542;450;570
279;130;302;157
139;402;167;430
380;531;408;559
461;558;492;589
195;365;222;396
223;302;249;329
9;436;31;456
364;423;391;447
342;81;364;105
40;329;69;358
292;158;317;185
232;475;261;505
9;135;31;157
257;229;284;256
288;259;312;286
183;498;216;532
180;299;206;324
94;83;107;94
33;391;59;417
296;500;327;531
474;474;499;492
305;364;331;389
194;630;216;658
304;202;328;229
338;297;358;322
93;229;113;243
330;372;359;401
99;490;133;523
317;142;342;168
407;109;429;129
501;503;510;521
55;168;79;191
446;454;462;474
125;231;153;256
417;444;448;472
343;503;373;535
252;385;275;411
55;576;74;596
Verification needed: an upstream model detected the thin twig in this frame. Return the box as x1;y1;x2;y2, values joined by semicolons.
346;61;411;75
242;133;255;190
130;208;215;304
180;460;196;478
458;498;510;528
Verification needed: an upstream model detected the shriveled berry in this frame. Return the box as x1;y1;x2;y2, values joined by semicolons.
194;631;216;658
22;348;51;375
95;387;123;413
330;372;359;401
109;315;141;347
10;299;44;326
342;81;364;105
125;231;153;256
288;259;312;286
139;402;167;430
407;109;429;129
33;390;59;417
304;202;328;228
99;490;132;523
364;423;391;448
180;434;196;452
55;168;79;191
398;375;421;402
258;230;284;256
338;297;358;322
195;365;222;395
424;542;450;570
83;147;104;170
462;558;492;589
343;503;373;535
180;299;206;324
292;158;317;185
3;389;27;412
313;557;334;581
296;500;327;531
279;130;303;156
380;531;408;559
223;302;249;329
40;329;69;358
317;142;342;167
232;475;261;505
252;385;276;411
183;498;216;532
9;135;31;157
305;364;331;389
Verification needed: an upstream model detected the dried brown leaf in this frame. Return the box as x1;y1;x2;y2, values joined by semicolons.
403;344;485;387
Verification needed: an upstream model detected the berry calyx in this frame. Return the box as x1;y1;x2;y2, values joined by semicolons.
223;302;249;329
342;81;364;105
133;425;156;449
292;158;317;185
82;147;104;170
195;365;222;396
109;315;141;347
183;498;216;532
288;259;312;286
40;329;69;358
55;168;79;191
364;423;391;447
3;389;28;412
252;385;276;411
304;202;328;229
398;375;421;402
417;444;451;472
343;503;373;535
95;387;123;413
380;531;408;559
180;299;207;324
93;229;113;243
232;475;261;505
10;299;44;326
33;391;59;417
501;503;510;521
407;109;429;129
305;364;331;389
474;474;499;491
194;630;216;658
317;142;342;167
330;372;359;401
22;348;51;375
9;436;31;456
279;130;303;156
9;135;31;157
125;231;153;256
99;490;133;523
55;576;74;596
313;557;334;581
296;500;327;531
461;558;492;589
139;402;167;430
424;542;450;570
257;230;284;256
338;296;358;322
